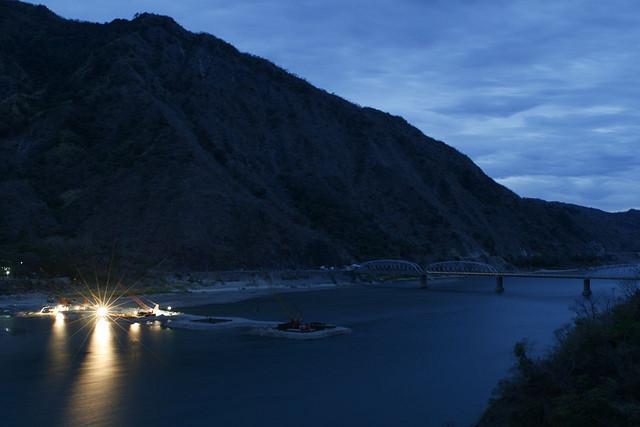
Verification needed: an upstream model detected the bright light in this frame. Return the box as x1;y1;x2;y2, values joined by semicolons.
167;306;172;311
94;318;111;342
96;306;109;318
55;312;65;322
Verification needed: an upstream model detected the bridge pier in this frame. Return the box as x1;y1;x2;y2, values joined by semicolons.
420;274;428;289
495;275;504;293
583;278;592;298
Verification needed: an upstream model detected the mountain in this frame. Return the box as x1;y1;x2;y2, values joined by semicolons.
0;0;638;272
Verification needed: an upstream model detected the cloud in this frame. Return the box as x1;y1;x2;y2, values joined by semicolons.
497;167;640;212
31;0;640;211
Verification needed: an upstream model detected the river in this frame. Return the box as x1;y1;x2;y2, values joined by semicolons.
0;274;628;426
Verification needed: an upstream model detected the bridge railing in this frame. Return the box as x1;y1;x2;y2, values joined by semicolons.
426;261;498;274
423;270;640;296
354;259;640;297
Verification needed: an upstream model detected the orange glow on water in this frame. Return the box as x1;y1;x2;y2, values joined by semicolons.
55;312;65;323
65;318;121;425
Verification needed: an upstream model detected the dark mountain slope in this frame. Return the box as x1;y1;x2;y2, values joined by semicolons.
0;0;638;271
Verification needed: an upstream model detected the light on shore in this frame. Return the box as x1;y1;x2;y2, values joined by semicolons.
96;306;109;318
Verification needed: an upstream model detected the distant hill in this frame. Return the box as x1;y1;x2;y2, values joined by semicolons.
0;0;638;272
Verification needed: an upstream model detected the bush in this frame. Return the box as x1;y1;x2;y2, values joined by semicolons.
478;291;640;426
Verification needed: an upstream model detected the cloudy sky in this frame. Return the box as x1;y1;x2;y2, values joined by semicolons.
32;0;640;212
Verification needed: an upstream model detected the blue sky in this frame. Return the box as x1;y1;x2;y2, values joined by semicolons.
32;0;640;212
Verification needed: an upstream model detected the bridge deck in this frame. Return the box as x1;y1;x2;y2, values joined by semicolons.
425;271;640;281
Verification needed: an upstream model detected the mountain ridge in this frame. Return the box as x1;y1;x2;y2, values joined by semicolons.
1;0;638;273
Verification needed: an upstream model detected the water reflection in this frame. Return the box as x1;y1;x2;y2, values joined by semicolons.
65;318;121;426
55;312;65;324
148;320;162;331
47;312;68;378
129;322;140;343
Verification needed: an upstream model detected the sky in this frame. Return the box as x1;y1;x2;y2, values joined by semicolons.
30;0;640;212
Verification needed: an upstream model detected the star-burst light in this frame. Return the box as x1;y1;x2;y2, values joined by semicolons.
96;305;109;319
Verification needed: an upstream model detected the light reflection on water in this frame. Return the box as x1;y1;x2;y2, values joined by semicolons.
47;312;68;377
129;322;140;334
53;312;66;333
129;322;140;344
65;318;121;426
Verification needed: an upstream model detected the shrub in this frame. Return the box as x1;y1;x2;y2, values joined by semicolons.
478;292;640;426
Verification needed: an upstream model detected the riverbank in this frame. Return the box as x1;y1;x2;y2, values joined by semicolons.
477;291;640;426
2;262;637;313
0;280;351;313
146;281;346;309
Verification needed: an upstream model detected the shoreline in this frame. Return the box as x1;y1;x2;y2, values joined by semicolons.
146;282;349;310
1;262;636;313
0;281;352;313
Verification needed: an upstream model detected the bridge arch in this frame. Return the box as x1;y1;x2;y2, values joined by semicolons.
426;261;498;274
357;259;424;276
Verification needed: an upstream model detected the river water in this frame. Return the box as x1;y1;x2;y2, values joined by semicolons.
0;275;628;426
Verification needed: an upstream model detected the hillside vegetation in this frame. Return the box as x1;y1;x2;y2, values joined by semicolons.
1;0;639;272
479;288;640;426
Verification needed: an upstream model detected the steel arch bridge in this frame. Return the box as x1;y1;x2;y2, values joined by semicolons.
426;261;498;274
352;259;640;296
356;259;424;277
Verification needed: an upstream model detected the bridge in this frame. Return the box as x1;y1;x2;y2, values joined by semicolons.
354;260;640;297
357;259;424;275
